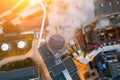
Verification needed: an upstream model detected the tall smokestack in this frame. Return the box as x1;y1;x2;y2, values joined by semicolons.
48;34;65;51
47;34;67;59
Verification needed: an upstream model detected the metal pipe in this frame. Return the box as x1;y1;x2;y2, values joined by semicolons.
38;2;46;48
75;44;120;64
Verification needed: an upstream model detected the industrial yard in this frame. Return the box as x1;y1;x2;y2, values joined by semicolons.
0;0;120;80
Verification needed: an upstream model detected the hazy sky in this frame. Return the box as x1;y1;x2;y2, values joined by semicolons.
0;0;18;13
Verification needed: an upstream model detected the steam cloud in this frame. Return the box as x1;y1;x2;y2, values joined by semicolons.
46;0;95;42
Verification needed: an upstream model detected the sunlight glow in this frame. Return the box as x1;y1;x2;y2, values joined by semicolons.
29;0;42;6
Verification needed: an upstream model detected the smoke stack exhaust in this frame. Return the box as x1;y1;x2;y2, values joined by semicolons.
47;0;95;43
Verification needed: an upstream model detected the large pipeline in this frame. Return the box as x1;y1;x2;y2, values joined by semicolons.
73;44;120;64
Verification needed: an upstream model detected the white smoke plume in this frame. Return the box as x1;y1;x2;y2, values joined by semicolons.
46;0;95;42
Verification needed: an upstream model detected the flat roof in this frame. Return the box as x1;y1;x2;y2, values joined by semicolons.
0;66;39;80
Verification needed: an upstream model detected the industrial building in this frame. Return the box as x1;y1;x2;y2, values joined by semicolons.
0;0;120;80
39;43;81;80
0;66;39;80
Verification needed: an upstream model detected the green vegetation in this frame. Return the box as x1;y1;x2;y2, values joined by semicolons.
0;34;33;60
0;57;35;71
84;72;90;79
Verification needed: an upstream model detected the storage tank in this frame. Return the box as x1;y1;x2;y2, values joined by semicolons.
47;34;67;59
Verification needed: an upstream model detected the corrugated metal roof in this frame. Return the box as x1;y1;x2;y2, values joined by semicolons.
0;66;39;80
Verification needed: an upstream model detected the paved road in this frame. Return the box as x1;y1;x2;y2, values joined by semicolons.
0;39;51;80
